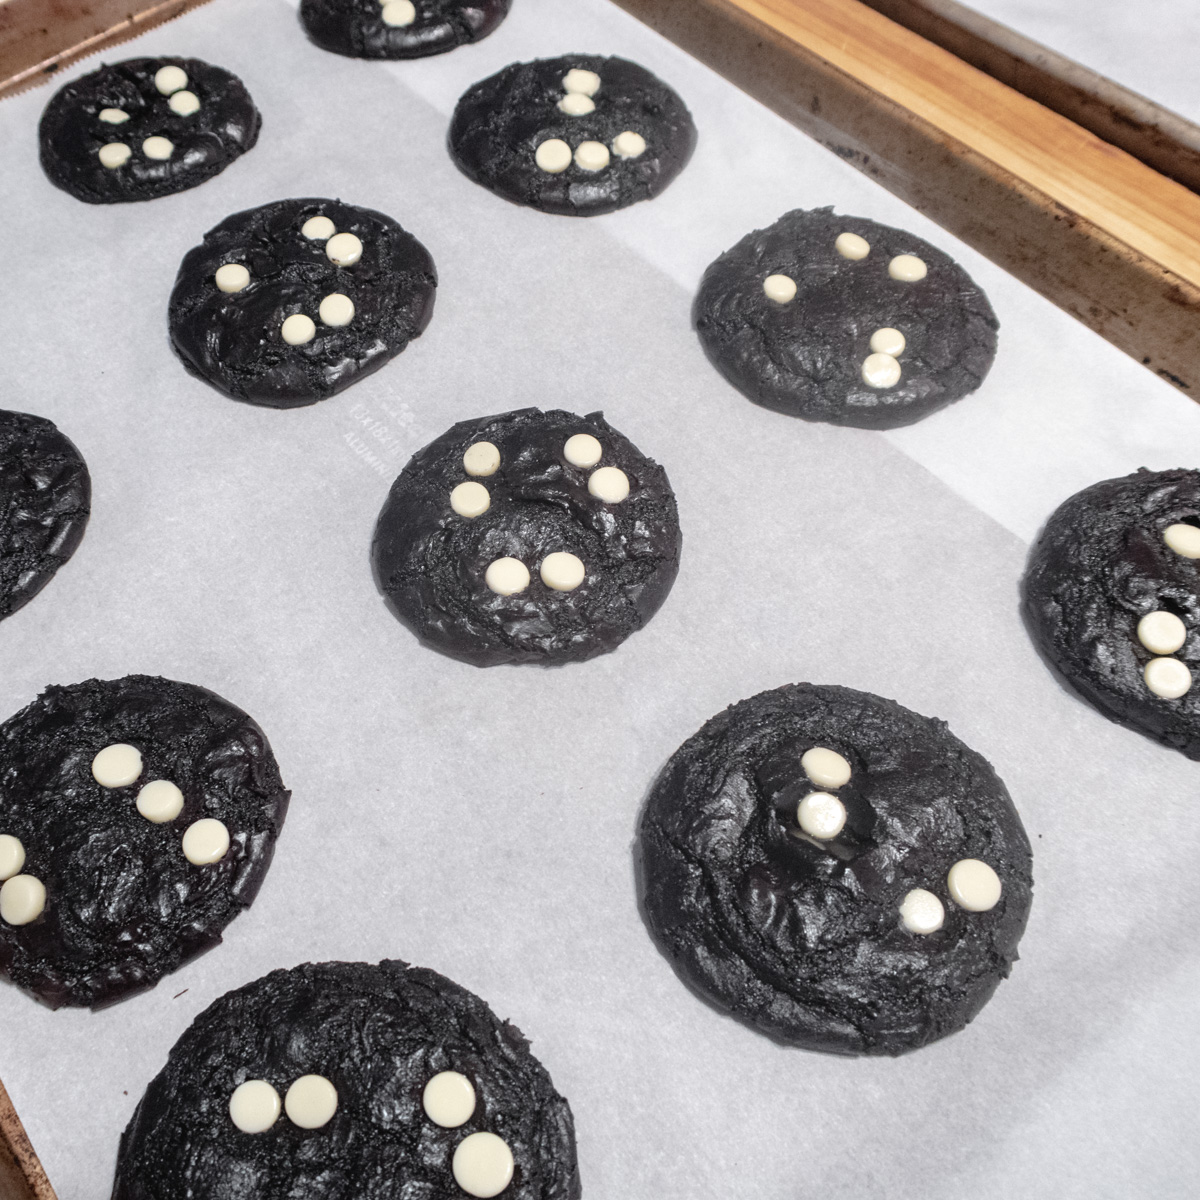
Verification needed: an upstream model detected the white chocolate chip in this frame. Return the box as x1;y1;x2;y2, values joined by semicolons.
1164;523;1200;558
453;1131;515;1199
142;136;175;161
281;314;316;346
612;130;647;159
899;888;944;934
182;818;230;866
800;746;851;789
540;551;585;591
563;433;602;468
301;215;336;241
284;1075;338;1129
862;352;902;389
326;232;363;267
463;441;501;477
575;141;610;172
763;274;797;304
888;254;928;282
168;90;200;116
947;858;1002;912
229;1080;281;1134
422;1071;476;1128
98;108;129;124
797;792;847;840
319;293;355;327
136;780;184;824
562;68;601;97
1138;611;1187;655
214;263;250;294
381;0;416;26
485;558;530;596
154;65;189;95
559;93;595;116
535;138;572;174
835;232;870;260
869;327;905;356
92;743;142;788
0;876;46;926
451;481;490;518
1144;656;1192;699
98;142;131;169
588;466;629;504
0;835;25;883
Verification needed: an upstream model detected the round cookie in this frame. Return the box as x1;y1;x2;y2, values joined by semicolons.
637;683;1032;1055
39;57;260;204
448;54;697;216
693;207;999;429
299;0;512;59
371;408;681;666
112;960;581;1199
1;410;91;623
1022;467;1200;758
169;198;437;408
0;676;289;1008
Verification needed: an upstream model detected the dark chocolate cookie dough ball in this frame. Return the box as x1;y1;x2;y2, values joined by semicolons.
372;408;681;666
113;960;582;1200
694;208;998;428
0;676;289;1008
0;409;90;623
300;0;512;59
1023;468;1200;758
638;683;1032;1055
39;57;260;204
169;198;437;408
449;54;697;216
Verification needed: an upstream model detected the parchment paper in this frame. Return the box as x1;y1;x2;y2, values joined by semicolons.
0;1;1198;1197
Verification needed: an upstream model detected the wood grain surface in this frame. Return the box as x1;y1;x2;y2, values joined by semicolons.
0;1076;56;1200
612;0;1200;395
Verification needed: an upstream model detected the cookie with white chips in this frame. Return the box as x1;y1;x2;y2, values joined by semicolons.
300;0;512;59
38;57;260;204
694;207;998;428
0;676;289;1008
1;409;91;624
1023;468;1200;758
169;198;437;407
113;960;582;1200
371;408;681;666
448;54;697;216
638;683;1032;1055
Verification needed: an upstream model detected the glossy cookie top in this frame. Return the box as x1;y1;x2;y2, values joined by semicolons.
113;960;582;1200
371;407;681;666
0;676;289;1009
39;57;260;204
300;0;512;58
638;683;1033;1055
0;409;90;623
694;207;998;428
1023;467;1200;757
449;54;697;216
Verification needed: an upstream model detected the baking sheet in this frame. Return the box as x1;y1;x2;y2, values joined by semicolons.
1;1;1199;1197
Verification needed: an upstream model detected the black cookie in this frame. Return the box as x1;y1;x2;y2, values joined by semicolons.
1022;468;1200;758
300;0;511;59
169;198;437;408
448;54;697;216
0;410;90;623
371;407;681;666
38;57;260;204
637;683;1033;1055
693;207;999;429
0;676;289;1009
113;960;581;1200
